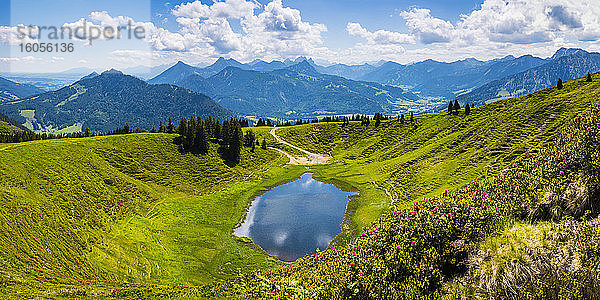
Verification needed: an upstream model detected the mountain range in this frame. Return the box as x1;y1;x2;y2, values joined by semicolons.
173;61;422;118
456;49;600;106
0;70;231;133
151;48;598;113
0;76;44;103
2;47;598;132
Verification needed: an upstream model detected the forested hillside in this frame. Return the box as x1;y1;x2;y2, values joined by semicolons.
0;70;232;133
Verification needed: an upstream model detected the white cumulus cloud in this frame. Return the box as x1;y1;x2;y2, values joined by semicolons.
347;22;415;45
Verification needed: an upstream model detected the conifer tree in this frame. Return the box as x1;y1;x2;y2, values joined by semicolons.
557;78;563;90
221;121;230;146
167;118;175;133
84;127;91;137
261;138;267;150
229;121;243;163
178;118;188;137
448;101;453;114
400;114;405;124
124;123;131;134
465;103;471;115
410;112;414;123
214;120;221;140
453;100;461;113
158;121;165;133
188;117;197;149
244;130;255;147
374;113;382;127
196;121;209;154
587;73;593;82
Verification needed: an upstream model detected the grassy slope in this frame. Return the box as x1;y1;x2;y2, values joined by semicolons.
278;74;600;238
198;76;600;299
0;75;598;298
0;121;23;135
0;131;307;297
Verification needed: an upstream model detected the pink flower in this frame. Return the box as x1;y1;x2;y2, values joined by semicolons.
396;245;401;249
350;262;355;267
411;241;416;244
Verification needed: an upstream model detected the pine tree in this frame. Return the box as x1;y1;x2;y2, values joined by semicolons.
167;118;175;133
244;130;255;147
229;121;243;163
400;114;405;124
188;117;197;150
84;127;91;137
178;118;188;137
453;100;461;113
221;121;230;146
374;113;382;127
261;138;267;150
465;103;471;115
158;121;165;133
448;101;453;114
196;121;209;154
124;123;131;134
410;112;414;123
557;78;563;90
587;73;593;82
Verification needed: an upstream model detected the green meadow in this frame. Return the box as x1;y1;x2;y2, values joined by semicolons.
0;131;308;297
0;74;599;298
279;74;599;237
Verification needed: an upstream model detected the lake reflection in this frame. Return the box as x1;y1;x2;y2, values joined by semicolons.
234;173;357;262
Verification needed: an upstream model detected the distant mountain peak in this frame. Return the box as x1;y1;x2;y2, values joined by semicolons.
286;60;319;75
209;57;243;69
551;48;588;60
250;59;265;65
102;69;124;76
80;72;99;81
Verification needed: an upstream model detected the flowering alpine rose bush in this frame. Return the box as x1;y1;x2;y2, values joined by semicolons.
198;105;600;299
481;105;600;221
467;219;600;300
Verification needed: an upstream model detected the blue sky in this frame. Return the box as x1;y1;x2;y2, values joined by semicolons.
1;0;600;73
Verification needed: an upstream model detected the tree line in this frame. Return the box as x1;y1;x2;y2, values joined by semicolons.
176;116;257;165
0;123;145;144
447;99;472;115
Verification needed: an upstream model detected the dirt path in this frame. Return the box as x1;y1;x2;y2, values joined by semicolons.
269;127;331;165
